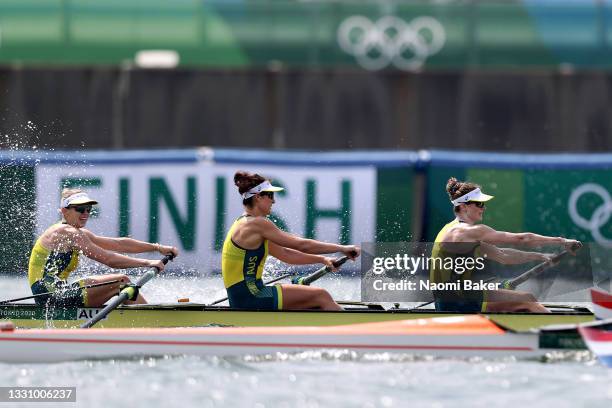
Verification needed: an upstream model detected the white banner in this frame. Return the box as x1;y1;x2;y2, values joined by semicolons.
36;163;376;273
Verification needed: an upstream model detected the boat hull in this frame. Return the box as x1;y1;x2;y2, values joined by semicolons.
0;303;594;332
0;316;543;363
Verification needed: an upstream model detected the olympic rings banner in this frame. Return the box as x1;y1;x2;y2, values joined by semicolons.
337;15;446;71
2;1;612;70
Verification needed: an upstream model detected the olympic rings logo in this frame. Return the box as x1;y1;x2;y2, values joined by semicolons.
337;15;446;71
568;183;612;248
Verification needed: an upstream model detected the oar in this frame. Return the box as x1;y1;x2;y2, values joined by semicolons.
337;300;389;310
292;255;352;286
0;280;122;305
209;254;355;306
411;300;435;310
80;254;174;328
208;273;293;306
501;243;582;290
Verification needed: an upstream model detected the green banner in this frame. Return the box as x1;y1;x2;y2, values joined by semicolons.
0;1;610;70
0;165;35;273
426;158;612;287
427;167;612;243
376;167;414;242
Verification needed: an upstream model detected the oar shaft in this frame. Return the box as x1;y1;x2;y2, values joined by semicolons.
81;254;174;328
504;244;580;290
81;272;154;328
0;280;122;305
294;255;351;286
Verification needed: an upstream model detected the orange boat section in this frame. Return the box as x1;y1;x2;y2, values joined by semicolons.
2;315;506;337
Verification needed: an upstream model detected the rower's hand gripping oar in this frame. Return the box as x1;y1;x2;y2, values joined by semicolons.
501;242;582;290
80;254;175;328
292;254;354;286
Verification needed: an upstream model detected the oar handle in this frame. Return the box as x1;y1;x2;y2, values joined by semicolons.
295;254;353;286
161;253;175;266
333;255;352;268
502;243;581;290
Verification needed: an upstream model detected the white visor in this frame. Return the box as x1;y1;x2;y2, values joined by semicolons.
451;188;494;207
61;192;98;208
242;181;284;200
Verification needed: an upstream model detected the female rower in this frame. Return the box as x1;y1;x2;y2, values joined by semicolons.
222;171;360;311
28;188;178;307
430;177;581;313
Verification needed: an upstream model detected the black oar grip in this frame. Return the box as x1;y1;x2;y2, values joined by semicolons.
300;269;327;286
569;242;583;252
154;254;174;265
332;256;350;268
300;255;352;286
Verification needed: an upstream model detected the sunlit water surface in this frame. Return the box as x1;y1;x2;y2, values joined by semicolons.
1;275;611;408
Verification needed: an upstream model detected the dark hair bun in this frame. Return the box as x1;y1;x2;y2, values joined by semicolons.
233;171;266;195
446;177;460;195
445;177;479;203
234;171;250;190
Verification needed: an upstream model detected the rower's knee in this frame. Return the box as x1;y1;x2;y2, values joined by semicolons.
315;288;335;307
521;293;537;303
518;301;547;313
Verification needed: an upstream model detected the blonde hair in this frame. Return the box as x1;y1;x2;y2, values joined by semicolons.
61;188;83;200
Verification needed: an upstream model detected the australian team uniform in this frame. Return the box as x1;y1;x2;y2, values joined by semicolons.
28;229;88;307
430;219;487;312
221;216;283;310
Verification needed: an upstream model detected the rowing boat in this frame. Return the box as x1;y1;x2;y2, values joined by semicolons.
0;302;594;331
579;319;612;367
577;289;612;367
0;315;585;363
591;288;612;319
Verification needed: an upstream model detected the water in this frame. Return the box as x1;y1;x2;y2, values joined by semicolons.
1;276;612;408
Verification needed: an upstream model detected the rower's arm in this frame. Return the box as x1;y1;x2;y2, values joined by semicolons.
255;218;359;258
466;225;575;248
479;242;552;265
82;230;178;257
268;242;328;265
70;230;163;270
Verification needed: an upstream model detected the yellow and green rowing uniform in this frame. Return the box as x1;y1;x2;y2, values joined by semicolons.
28;229;88;307
430;219;487;313
222;215;283;310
